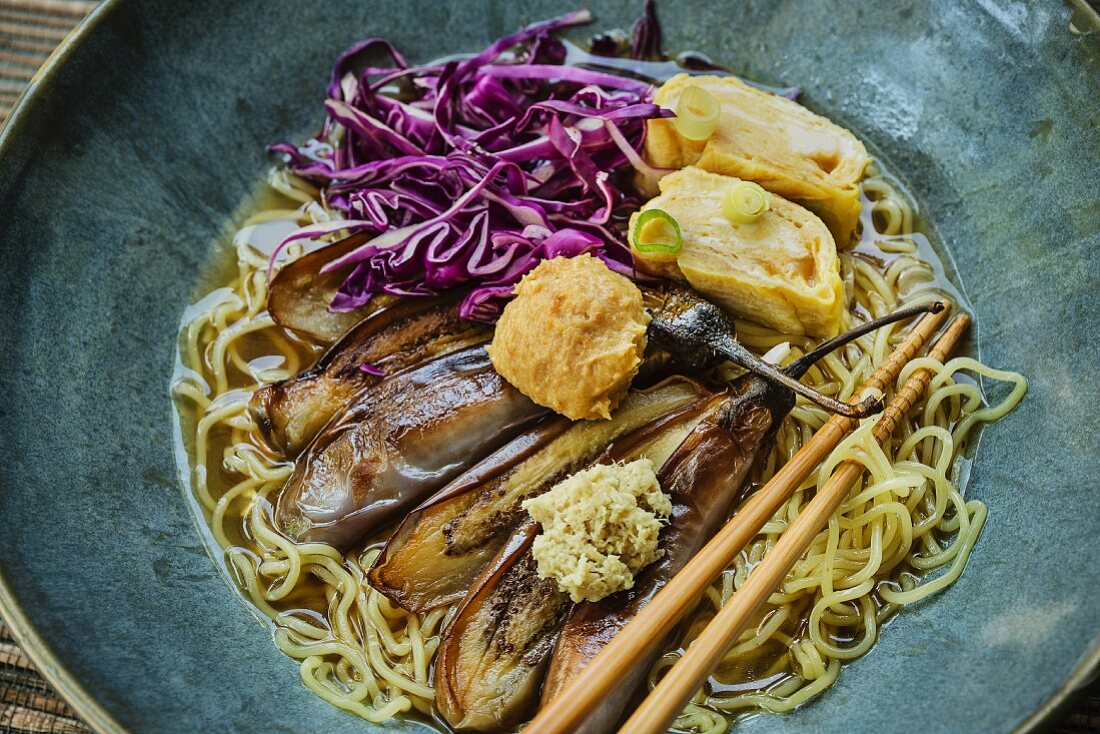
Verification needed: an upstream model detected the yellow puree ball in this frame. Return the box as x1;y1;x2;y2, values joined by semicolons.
487;254;650;421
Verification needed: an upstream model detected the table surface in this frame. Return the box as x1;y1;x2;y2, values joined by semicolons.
0;1;1097;733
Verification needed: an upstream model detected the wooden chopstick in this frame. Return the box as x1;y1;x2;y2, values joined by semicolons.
619;313;971;734
525;302;951;734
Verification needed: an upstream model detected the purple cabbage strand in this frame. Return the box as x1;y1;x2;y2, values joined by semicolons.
270;9;676;322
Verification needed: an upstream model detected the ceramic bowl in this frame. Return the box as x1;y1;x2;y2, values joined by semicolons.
0;1;1097;732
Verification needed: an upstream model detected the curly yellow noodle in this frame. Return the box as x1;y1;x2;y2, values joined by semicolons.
174;187;440;723
173;164;1026;733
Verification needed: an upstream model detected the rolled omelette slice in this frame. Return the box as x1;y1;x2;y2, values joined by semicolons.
645;73;870;247
630;166;845;338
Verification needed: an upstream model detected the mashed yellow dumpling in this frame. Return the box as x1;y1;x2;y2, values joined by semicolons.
522;459;671;603
487;254;650;421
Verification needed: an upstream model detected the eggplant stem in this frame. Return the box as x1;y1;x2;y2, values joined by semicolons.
713;302;946;418
713;336;883;418
647;287;947;418
785;301;946;379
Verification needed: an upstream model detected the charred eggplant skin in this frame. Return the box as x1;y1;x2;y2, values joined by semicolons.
539;376;791;734
268;233;375;342
368;417;572;611
368;379;710;613
436;522;569;733
642;285;727;371
250;296;489;456
276;346;548;551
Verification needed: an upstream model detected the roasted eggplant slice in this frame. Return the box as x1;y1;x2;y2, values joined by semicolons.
250;297;489;456
435;397;721;732
538;378;790;733
276;346;548;550
368;378;710;612
268;232;377;342
436;522;566;732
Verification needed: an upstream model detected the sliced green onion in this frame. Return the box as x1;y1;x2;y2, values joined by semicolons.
722;181;771;224
632;209;682;254
673;85;721;141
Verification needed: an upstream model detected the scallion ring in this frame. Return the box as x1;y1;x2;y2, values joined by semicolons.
723;181;771;224
632;209;683;254
673;85;721;141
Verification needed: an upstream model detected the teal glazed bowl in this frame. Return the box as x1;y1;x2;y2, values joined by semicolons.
0;1;1097;732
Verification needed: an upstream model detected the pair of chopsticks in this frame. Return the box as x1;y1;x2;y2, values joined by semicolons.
526;302;963;734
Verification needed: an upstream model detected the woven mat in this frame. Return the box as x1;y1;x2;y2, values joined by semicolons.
0;1;1098;732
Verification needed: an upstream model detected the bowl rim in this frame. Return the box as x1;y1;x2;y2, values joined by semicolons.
0;1;1098;732
0;2;129;730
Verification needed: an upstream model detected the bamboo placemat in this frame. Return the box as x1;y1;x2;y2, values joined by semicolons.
0;0;96;125
1;622;89;733
0;1;1098;733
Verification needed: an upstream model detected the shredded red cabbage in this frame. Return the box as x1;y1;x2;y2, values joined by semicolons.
271;9;673;322
358;363;387;376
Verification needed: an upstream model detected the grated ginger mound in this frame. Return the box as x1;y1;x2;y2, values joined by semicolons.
522;459;672;603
